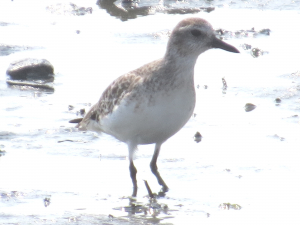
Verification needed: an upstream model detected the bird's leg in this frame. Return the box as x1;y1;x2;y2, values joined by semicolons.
128;143;138;197
129;160;137;197
150;143;169;193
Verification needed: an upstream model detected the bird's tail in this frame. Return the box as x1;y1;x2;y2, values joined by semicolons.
69;118;83;124
69;118;83;129
69;103;102;132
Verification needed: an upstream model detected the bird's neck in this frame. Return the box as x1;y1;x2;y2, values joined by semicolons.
162;51;198;82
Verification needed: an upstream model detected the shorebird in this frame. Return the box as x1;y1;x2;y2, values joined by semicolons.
70;17;239;197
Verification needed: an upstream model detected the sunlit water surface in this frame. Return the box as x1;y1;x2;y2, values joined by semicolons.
1;0;300;224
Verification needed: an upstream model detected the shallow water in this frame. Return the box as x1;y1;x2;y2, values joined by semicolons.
1;0;300;224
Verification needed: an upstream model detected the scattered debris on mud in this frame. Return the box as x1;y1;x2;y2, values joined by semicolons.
219;203;242;210
215;27;270;40
46;3;93;16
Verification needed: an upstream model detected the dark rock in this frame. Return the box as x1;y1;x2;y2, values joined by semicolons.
6;58;54;80
6;58;55;92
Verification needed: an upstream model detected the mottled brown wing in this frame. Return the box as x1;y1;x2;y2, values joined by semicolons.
77;72;142;130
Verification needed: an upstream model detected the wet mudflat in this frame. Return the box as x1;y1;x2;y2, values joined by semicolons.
1;0;300;224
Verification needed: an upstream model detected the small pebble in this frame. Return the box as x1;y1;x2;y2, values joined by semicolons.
222;77;227;90
44;197;51;207
79;108;85;116
194;132;202;143
251;48;263;58
108;214;114;220
242;43;252;50
259;28;271;35
275;98;281;103
244;103;256;112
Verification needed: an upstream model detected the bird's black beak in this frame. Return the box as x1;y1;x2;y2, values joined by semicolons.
212;37;240;53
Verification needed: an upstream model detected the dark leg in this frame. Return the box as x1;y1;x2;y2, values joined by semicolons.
129;160;137;197
150;143;169;193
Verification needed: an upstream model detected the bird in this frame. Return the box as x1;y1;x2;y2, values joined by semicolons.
70;17;239;197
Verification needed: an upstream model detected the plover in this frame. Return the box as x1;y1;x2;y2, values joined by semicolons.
70;17;239;197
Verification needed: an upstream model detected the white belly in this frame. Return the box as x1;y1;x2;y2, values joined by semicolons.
100;85;196;145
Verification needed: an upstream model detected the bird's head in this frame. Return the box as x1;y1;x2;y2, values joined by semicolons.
166;18;239;59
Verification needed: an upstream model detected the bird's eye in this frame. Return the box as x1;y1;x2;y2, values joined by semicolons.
191;29;202;37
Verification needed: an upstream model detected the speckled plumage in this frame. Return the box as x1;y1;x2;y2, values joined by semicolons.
72;17;239;196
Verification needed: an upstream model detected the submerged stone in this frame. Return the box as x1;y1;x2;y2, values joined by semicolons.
6;58;54;80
